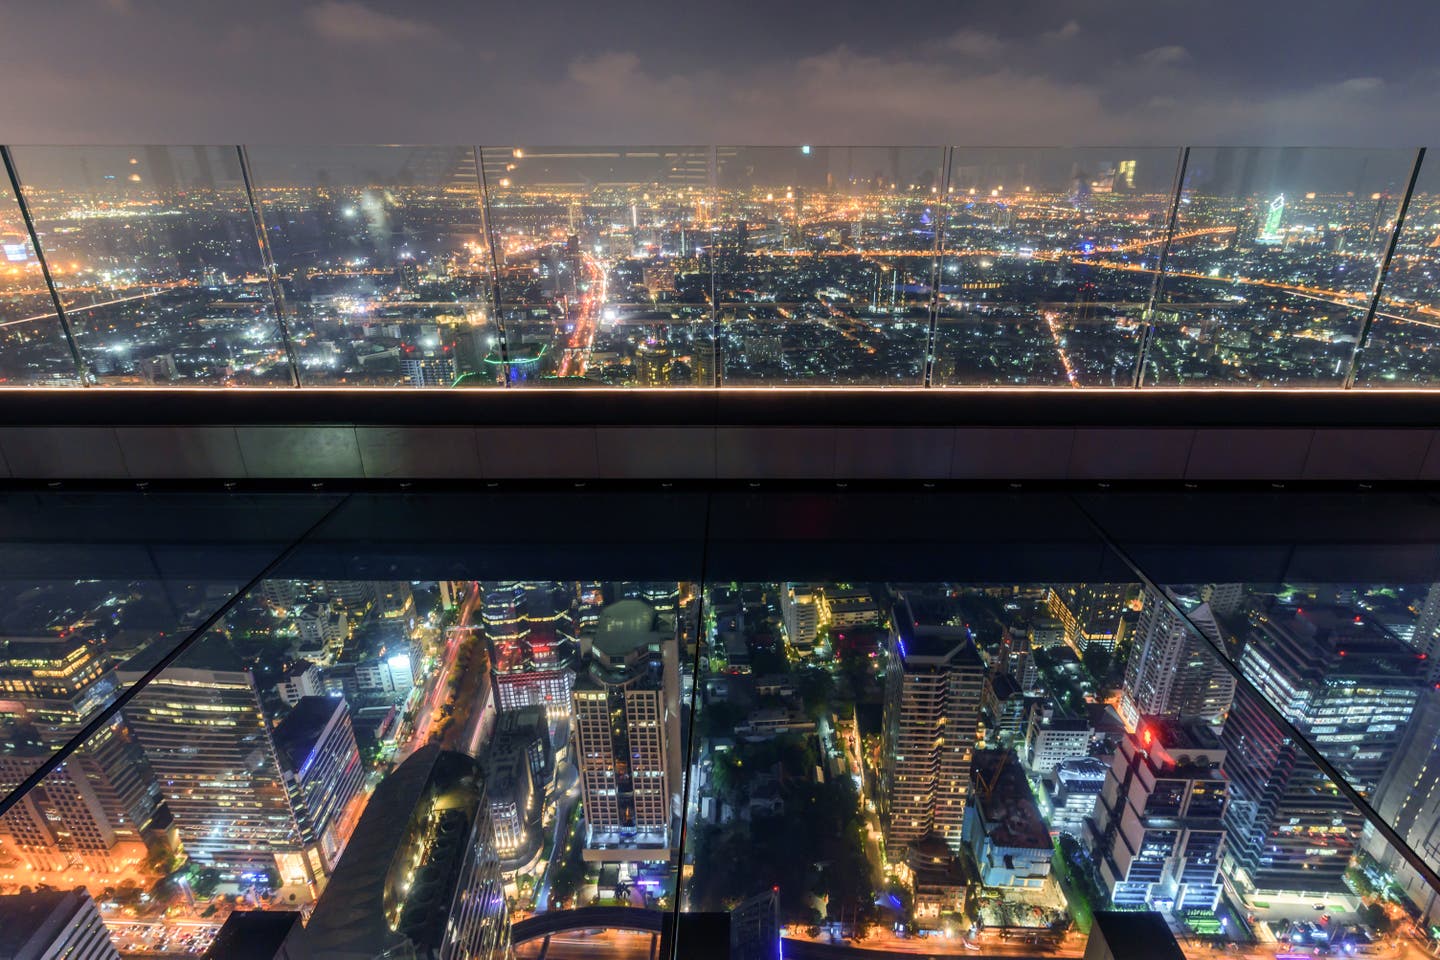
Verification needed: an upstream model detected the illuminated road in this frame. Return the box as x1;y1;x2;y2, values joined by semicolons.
103;918;219;956
514;929;657;960
533;760;582;913
557;253;608;378
399;581;480;763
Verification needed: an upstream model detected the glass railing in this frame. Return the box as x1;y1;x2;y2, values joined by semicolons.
1;145;1433;389
3;490;1440;959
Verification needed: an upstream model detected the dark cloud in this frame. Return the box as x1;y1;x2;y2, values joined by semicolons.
0;0;1435;144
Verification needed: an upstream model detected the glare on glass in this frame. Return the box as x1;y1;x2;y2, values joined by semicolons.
244;146;499;387
7;146;292;386
480;147;715;387
1143;147;1415;387
0;175;80;384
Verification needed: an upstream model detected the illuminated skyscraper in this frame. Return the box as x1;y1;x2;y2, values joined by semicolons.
1256;194;1285;244
272;697;365;883
1119;588;1235;729
1047;584;1128;653
0;636;160;879
1088;717;1229;911
1221;606;1424;896
881;598;985;857
116;638;316;886
572;598;679;857
484;582;575;718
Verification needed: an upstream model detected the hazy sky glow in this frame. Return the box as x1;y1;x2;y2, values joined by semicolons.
1;0;1437;144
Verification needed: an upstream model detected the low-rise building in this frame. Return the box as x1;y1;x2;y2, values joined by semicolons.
963;749;1054;895
1025;709;1093;774
1041;757;1107;838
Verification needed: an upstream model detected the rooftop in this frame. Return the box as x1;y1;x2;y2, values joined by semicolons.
970;749;1052;850
273;696;347;774
0;891;93;960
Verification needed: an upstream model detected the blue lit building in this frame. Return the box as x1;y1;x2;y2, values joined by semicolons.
274;696;365;885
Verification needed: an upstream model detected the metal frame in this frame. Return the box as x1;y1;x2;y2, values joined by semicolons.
475;146;514;387
1;145;89;385
921;146;954;388
1344;147;1427;389
1132;146;1190;388
0;144;1433;394
237;145;303;388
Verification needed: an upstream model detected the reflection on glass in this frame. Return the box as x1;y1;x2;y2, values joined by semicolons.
1146;581;1440;909
6;146;291;386
0;172;80;385
1355;152;1436;385
935;148;1181;386
712;148;942;385
1144;147;1414;386
244;147;499;387
481;148;715;387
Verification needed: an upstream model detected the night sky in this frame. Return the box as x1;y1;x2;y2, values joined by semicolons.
1;0;1437;144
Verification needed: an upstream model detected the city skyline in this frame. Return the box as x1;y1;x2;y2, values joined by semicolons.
5;144;1440;390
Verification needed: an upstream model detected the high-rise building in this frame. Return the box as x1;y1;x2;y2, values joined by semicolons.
1047;584;1128;653
117;639;315;885
1410;583;1440;682
1199;583;1245;618
0;636;160;880
493;706;555;800
1256;194;1285;244
1025;709;1092;773
1088;717;1229;912
780;583;819;654
485;742;537;868
0;890;118;960
272;697;365;882
572;598;679;857
1221;606;1425;896
399;341;457;387
484;582;575;718
1366;689;1440;931
304;746;511;960
881;599;985;857
1119;589;1235;729
322;581;376;611
296;603;347;660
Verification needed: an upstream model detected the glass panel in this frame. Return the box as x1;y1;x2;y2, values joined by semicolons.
4;490;1440;959
243;147;499;387
1143;147;1415;386
1354;150;1436;386
0;173;79;385
480;147;716;387
1110;579;1440;923
0;491;340;787
934;148;1180;387
6;146;292;386
712;147;942;385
